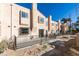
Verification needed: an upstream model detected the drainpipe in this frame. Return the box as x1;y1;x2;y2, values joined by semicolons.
10;4;16;50
10;4;12;40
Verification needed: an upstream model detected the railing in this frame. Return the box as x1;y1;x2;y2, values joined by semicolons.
8;34;57;50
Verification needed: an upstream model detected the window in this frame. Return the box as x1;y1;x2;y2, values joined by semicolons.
39;17;44;23
56;24;58;26
19;28;29;35
52;23;54;26
46;22;48;26
20;11;28;18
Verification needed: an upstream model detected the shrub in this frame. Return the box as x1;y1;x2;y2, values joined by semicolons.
72;30;78;34
42;45;47;50
0;40;8;53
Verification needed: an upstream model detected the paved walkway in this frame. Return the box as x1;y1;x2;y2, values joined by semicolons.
16;38;55;49
42;48;64;56
16;35;75;49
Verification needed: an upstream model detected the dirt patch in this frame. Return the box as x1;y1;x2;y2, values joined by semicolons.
0;43;54;56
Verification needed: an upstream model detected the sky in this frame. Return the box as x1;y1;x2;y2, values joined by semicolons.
16;3;79;23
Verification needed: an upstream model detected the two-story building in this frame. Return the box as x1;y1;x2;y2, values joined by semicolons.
30;4;53;38
0;3;59;42
0;4;30;41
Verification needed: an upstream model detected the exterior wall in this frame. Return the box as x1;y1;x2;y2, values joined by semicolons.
0;3;59;41
31;4;54;37
0;4;30;40
48;15;52;35
0;4;12;41
31;3;47;37
45;18;48;31
58;20;61;32
37;10;46;36
31;4;38;36
12;4;30;36
51;21;58;34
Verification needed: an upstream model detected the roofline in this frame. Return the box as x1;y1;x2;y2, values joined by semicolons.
14;3;30;10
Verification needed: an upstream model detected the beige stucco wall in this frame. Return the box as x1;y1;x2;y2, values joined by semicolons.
31;4;38;36
45;18;48;31
48;15;52;35
12;4;30;36
0;4;30;40
0;3;56;41
0;4;11;41
31;3;47;36
51;21;58;33
58;20;61;31
37;10;46;35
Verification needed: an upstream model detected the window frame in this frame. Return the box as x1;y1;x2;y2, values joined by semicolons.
39;17;44;23
20;11;28;18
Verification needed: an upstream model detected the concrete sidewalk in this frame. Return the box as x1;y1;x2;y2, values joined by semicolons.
16;34;73;49
16;38;55;49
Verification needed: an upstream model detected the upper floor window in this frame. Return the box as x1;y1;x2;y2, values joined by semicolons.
52;23;54;26
56;24;58;26
46;22;48;26
39;17;44;23
20;11;28;18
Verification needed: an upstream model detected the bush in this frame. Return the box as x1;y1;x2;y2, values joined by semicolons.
0;40;8;53
72;30;78;34
0;48;4;53
42;45;47;50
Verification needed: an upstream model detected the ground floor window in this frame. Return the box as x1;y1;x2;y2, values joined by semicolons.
19;28;29;35
39;29;44;37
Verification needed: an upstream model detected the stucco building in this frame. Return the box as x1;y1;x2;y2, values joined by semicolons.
0;3;59;42
0;4;30;41
51;21;58;34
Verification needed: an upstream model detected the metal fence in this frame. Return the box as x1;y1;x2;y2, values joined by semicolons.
16;36;49;49
8;34;56;49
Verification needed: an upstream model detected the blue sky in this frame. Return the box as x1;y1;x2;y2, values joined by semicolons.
16;3;79;23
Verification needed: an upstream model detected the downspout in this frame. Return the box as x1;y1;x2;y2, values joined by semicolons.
10;4;12;40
